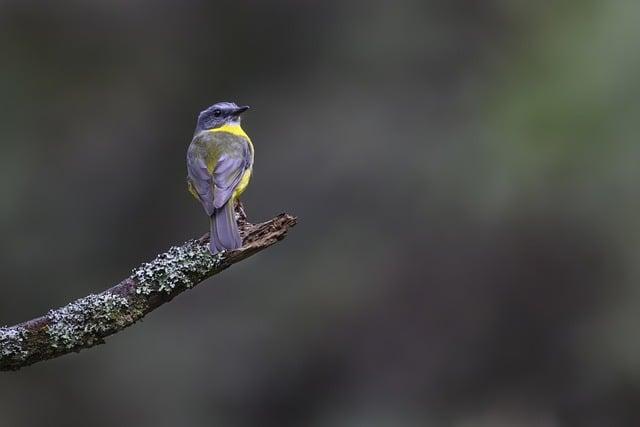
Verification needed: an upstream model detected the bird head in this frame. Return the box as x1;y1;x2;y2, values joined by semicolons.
196;102;250;131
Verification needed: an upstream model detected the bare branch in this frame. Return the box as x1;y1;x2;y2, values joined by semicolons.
0;204;297;371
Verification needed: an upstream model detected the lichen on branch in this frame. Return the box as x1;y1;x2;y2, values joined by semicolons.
132;240;224;296
0;207;296;371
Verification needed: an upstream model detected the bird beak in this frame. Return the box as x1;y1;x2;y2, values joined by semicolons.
233;105;250;116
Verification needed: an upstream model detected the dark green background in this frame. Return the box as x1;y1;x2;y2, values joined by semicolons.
1;1;639;426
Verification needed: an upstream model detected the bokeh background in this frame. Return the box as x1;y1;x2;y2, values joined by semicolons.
1;1;639;426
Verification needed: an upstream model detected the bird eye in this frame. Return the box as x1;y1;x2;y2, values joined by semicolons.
213;109;222;117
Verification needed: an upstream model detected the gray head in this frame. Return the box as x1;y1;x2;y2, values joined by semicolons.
195;102;250;132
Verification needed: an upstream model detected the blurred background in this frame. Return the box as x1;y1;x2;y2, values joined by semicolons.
1;1;639;426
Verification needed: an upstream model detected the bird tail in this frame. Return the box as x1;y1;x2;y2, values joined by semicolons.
209;200;242;254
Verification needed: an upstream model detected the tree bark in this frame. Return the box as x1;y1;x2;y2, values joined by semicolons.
0;203;297;371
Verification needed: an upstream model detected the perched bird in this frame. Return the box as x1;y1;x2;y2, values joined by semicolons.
187;102;253;254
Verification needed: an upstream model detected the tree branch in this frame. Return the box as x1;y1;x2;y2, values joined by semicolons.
0;203;297;371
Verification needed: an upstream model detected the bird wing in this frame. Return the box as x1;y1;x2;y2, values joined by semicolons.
187;155;216;216
212;152;247;209
187;132;251;215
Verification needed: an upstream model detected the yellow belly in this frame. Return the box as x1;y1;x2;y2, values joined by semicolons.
233;168;252;199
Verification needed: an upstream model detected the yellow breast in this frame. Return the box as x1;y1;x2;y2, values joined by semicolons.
210;123;250;138
233;168;252;199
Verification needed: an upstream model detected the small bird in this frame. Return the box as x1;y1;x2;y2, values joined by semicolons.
187;102;253;254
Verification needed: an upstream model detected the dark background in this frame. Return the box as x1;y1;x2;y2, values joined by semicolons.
1;1;639;426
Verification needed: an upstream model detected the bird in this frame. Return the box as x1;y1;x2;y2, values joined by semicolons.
187;102;253;254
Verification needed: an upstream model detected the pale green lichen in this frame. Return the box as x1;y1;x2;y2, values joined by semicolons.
131;240;224;296
46;292;130;350
7;241;225;356
0;326;29;360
